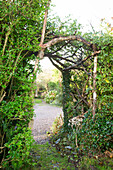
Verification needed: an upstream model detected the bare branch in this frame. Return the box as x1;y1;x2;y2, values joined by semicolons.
92;45;98;118
71;81;90;106
2;28;11;56
52;41;69;54
74;99;83;109
49;58;63;71
46;53;85;71
0;92;6;103
82;67;93;77
53;58;66;68
40;35;92;49
63;50;100;71
34;0;51;72
46;53;77;64
40;0;51;45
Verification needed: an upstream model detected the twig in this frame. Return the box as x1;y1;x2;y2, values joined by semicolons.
71;81;90;106
0;92;6;103
49;58;62;71
64;50;101;71
2;28;11;56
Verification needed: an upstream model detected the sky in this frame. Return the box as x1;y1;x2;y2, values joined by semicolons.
51;0;113;32
40;57;55;69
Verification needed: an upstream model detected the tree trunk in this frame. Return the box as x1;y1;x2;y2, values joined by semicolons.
62;70;71;130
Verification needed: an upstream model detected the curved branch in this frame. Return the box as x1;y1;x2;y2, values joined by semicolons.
52;41;69;54
34;0;51;72
40;0;51;45
53;58;66;68
46;53;85;71
40;35;92;49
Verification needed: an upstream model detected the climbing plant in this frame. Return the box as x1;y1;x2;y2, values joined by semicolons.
62;70;71;129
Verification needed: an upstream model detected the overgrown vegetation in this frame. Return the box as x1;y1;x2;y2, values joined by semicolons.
0;0;113;169
23;141;113;170
0;0;48;168
50;20;113;169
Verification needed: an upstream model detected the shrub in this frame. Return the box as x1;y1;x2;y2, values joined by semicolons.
48;81;58;91
0;93;35;168
44;90;57;104
77;108;113;153
0;0;48;168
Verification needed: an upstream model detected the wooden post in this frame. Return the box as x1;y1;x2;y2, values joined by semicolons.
34;0;51;72
33;0;51;97
92;45;97;118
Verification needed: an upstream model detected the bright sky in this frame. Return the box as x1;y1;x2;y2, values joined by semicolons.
51;0;113;32
40;57;55;69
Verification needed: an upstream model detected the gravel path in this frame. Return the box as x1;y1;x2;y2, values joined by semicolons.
29;101;63;144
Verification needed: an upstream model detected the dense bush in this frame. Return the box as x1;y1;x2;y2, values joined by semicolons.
69;107;113;154
48;81;58;91
78;108;113;152
0;0;48;168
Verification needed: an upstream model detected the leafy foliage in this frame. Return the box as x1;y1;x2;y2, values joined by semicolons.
45;90;58;104
50;19;113;162
0;0;113;168
0;0;48;168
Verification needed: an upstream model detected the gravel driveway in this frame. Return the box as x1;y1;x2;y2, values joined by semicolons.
29;101;63;144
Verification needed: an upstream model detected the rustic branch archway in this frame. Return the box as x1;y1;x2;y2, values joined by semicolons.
33;0;100;128
36;35;100;128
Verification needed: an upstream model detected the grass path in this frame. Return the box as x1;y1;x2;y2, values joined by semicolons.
28;142;76;170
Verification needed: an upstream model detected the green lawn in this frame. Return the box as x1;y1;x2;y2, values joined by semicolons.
34;99;42;104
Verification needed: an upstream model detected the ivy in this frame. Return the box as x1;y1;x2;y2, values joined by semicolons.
62;70;72;130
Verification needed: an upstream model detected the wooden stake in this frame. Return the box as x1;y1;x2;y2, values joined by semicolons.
92;45;97;118
34;0;51;72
